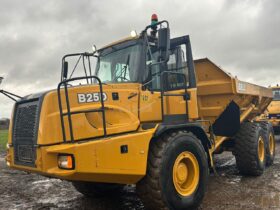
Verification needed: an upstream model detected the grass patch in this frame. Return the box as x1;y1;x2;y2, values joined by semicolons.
0;130;8;151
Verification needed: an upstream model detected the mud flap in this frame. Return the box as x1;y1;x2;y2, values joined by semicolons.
212;100;240;137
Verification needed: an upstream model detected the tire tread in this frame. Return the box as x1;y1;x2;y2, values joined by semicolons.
137;130;206;210
234;122;265;176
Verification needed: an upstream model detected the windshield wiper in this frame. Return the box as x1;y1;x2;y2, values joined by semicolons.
123;54;130;80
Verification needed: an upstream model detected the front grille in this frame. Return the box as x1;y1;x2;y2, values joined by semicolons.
13;99;40;167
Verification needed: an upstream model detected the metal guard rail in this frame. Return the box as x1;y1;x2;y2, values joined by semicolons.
57;76;107;143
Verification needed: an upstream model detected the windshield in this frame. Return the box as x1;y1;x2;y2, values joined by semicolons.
95;42;143;83
273;88;280;101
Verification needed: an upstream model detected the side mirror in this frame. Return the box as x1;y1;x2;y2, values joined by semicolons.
158;27;170;61
63;61;68;79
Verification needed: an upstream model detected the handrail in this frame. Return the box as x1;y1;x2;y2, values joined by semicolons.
60;52;97;82
57;75;107;143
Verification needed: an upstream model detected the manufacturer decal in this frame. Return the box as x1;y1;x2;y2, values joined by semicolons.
77;93;107;103
238;82;246;92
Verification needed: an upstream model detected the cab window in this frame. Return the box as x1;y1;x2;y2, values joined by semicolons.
166;46;188;90
145;44;188;91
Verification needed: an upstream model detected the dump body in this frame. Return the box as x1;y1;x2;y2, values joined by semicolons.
194;58;273;151
194;58;272;123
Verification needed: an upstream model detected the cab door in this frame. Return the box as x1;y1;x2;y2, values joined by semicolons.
139;37;198;123
161;46;189;123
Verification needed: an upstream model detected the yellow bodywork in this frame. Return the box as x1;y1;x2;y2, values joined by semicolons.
195;58;272;125
267;86;280;130
7;81;199;183
39;83;140;144
194;58;273;154
7;128;155;184
6;57;273;184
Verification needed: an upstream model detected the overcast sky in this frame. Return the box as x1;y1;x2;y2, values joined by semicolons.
0;0;279;118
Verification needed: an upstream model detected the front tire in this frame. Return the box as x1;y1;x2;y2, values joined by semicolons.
72;181;124;197
136;131;209;210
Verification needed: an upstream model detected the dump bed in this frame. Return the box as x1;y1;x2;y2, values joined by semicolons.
194;58;273;124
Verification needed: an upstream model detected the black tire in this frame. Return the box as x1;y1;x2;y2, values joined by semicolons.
72;181;124;197
273;125;280;135
136;130;209;210
258;121;276;166
234;122;266;176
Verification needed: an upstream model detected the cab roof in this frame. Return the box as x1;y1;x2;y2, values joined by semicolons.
271;85;280;89
99;35;140;51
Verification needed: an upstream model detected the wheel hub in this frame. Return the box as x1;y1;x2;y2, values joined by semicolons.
258;136;265;162
172;151;199;196
176;163;188;183
269;134;275;156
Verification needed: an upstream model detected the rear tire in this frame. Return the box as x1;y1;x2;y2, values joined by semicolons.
234;122;266;176
72;181;124;197
136;130;209;210
258;121;276;166
274;125;280;135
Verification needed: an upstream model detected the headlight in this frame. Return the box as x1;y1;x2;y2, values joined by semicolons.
6;143;10;149
58;154;75;170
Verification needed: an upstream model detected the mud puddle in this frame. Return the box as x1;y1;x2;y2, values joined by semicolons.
1;136;280;210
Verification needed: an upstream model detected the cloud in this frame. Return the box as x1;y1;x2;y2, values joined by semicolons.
0;0;279;118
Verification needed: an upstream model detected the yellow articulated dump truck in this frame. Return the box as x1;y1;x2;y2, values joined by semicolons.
267;85;280;134
5;15;275;209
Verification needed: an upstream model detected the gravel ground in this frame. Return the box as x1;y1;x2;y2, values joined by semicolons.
0;136;280;210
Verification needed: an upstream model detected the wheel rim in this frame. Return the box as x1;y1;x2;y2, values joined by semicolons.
258;136;265;162
269;133;275;156
172;151;199;196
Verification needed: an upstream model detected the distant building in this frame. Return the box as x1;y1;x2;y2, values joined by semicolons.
0;118;10;130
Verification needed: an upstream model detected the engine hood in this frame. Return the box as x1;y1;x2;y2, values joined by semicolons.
36;83;141;145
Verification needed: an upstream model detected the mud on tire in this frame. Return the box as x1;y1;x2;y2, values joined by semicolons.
136;130;209;210
234;122;266;176
72;181;124;197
